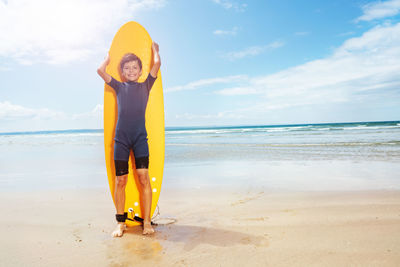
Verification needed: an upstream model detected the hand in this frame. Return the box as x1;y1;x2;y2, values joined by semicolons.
152;42;159;53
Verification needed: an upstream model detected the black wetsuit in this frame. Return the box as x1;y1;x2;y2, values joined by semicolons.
107;73;157;173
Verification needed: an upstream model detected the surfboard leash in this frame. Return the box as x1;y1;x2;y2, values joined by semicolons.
127;205;177;225
126;207;157;225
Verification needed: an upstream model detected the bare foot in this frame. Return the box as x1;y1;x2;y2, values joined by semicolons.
143;222;155;235
112;223;126;237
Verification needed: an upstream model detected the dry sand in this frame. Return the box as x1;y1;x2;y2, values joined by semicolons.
1;187;400;266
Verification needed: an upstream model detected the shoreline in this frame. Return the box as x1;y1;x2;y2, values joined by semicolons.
1;119;399;135
1;187;399;266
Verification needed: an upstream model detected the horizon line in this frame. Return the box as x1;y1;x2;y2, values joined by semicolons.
1;119;399;135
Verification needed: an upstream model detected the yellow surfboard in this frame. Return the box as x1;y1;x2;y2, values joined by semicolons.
104;21;164;227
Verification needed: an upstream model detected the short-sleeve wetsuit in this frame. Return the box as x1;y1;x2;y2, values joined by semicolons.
107;73;157;173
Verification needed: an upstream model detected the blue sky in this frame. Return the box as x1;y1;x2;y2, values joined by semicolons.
1;0;400;132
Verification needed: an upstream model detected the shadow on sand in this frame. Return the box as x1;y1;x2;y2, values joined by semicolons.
124;223;269;251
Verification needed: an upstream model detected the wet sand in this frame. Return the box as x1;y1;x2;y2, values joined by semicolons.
1;187;400;266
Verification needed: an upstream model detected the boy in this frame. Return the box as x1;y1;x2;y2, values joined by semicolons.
97;42;161;237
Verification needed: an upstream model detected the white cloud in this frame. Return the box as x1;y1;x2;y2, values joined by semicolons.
216;86;258;95
356;0;400;22
166;75;248;93
170;21;400;124
212;0;247;12
0;101;66;120
221;41;285;60
71;104;104;120
216;22;400;114
0;0;166;66
213;27;239;36
0;101;103;132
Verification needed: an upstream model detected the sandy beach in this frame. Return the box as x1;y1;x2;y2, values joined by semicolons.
1;122;399;266
1;187;400;267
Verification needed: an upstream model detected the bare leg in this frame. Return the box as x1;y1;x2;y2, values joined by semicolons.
112;174;128;237
137;168;154;235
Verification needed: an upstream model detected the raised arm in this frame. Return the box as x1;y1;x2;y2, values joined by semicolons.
150;42;161;78
97;53;112;83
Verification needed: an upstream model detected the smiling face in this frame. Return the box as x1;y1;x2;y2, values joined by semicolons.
122;60;142;82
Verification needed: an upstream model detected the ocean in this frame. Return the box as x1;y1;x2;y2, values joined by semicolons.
1;121;399;192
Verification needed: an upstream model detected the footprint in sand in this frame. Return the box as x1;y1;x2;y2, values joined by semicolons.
231;191;264;206
72;229;82;242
